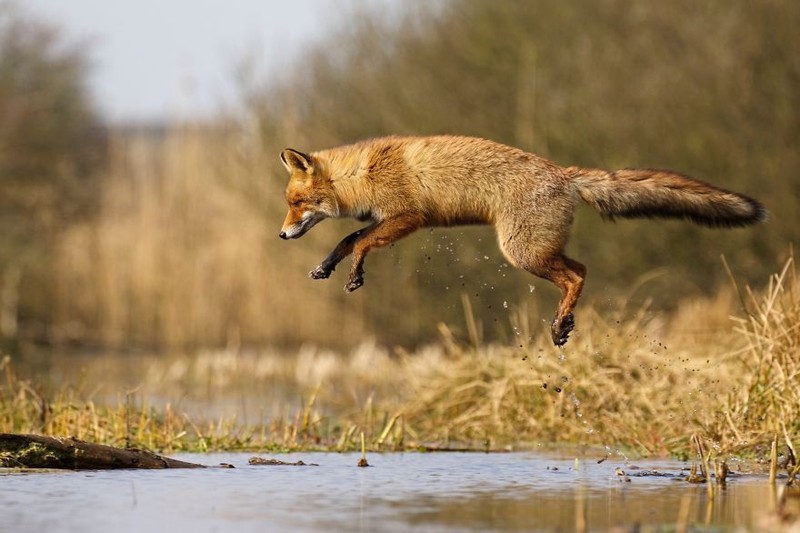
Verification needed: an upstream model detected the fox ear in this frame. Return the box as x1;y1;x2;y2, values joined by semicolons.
280;148;314;173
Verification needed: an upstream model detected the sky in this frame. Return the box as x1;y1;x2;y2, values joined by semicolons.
23;0;389;123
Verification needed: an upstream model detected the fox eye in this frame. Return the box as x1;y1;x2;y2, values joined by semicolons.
291;200;302;208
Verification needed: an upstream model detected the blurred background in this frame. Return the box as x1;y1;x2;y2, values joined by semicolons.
1;0;797;354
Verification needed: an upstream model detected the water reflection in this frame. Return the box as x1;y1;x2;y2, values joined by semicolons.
1;452;784;532
393;480;774;531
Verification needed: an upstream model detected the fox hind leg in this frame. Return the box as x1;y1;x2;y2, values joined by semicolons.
498;235;586;345
542;255;586;346
521;254;585;346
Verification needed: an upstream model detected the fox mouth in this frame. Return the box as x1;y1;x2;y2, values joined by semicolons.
279;213;324;239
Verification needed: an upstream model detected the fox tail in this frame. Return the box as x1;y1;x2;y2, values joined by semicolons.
567;167;767;228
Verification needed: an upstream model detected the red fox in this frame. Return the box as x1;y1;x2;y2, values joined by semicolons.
278;135;766;346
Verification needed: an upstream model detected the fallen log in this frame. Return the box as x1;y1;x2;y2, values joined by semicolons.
0;433;204;470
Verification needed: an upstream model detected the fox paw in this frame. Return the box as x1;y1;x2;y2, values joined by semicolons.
551;313;575;346
309;265;332;280
344;276;364;293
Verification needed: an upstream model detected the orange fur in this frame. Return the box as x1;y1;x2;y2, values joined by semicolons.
279;135;766;345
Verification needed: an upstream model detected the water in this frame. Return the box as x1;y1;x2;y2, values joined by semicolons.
1;452;782;532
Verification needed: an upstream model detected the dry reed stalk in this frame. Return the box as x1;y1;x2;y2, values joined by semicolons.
771;436;779;485
358;431;369;467
715;255;799;452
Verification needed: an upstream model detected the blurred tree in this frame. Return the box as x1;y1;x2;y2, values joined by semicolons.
0;2;103;343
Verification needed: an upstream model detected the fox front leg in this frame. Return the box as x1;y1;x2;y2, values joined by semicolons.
345;214;426;293
309;227;368;280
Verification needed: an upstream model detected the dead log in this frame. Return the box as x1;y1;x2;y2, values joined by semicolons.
0;433;204;469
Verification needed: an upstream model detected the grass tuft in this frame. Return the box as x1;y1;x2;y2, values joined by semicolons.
705;254;800;453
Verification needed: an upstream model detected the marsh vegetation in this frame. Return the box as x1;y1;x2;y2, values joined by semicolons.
1;4;799;529
0;0;797;492
3;255;798;462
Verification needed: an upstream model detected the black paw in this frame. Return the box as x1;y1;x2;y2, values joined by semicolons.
344;275;364;293
551;313;575;346
309;265;332;280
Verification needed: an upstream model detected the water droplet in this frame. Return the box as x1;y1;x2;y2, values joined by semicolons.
502;300;508;309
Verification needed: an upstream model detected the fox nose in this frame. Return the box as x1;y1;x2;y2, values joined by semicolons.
279;231;288;240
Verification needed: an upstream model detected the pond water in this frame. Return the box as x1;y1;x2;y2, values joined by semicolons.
1;452;784;532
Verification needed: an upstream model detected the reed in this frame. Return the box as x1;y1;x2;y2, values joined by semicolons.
705;254;800;453
4;255;797;456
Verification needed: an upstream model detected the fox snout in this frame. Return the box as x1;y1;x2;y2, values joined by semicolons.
279;221;306;240
280;210;325;240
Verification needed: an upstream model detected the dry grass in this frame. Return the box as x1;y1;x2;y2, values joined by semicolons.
705;255;800;452
393;255;799;457
0;351;327;453
53;127;300;350
382;302;736;454
6;256;798;457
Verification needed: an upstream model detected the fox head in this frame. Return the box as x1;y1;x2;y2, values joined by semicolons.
279;148;338;239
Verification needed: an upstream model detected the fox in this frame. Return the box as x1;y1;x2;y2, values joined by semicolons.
278;135;766;346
